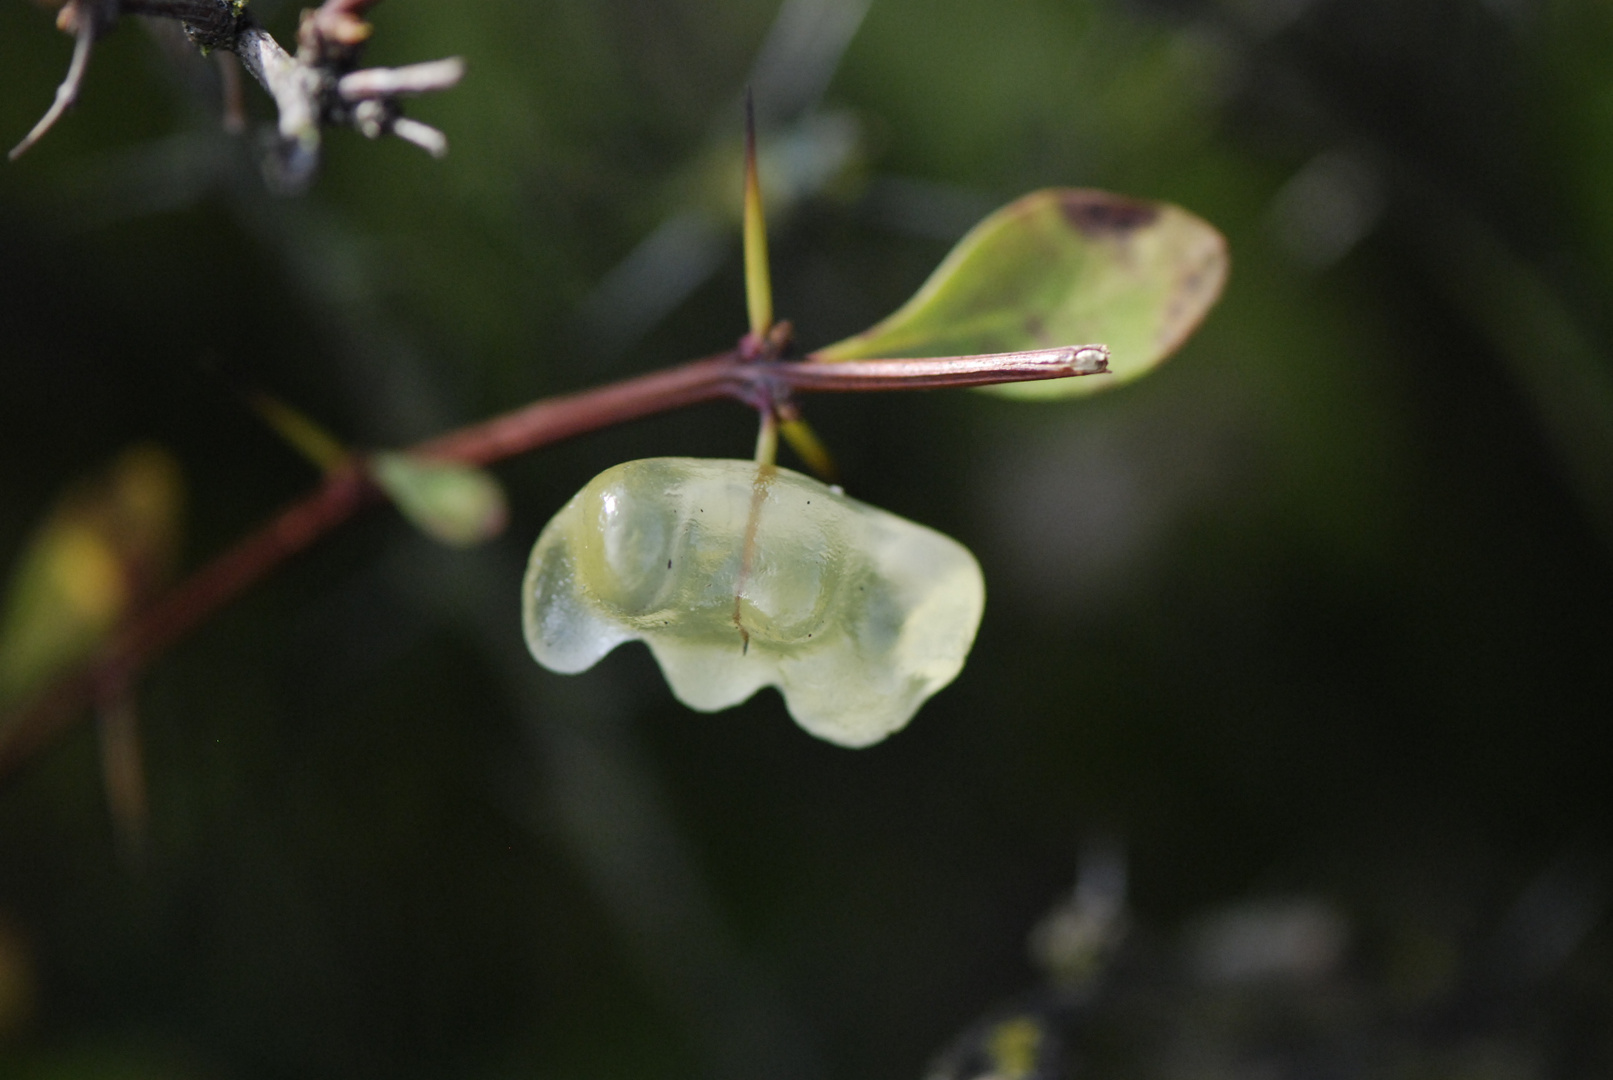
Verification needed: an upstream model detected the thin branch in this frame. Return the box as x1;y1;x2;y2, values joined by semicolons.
233;23;322;184
121;0;231;23
97;687;151;865
413;353;748;465
779;345;1109;392
12;0;461;186
337;58;466;101
9;14;98;161
0;342;1109;780
304;0;384;49
386;115;448;158
217;50;248;135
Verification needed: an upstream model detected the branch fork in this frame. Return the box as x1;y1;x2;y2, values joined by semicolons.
0;70;1117;804
0;338;1108;781
10;0;464;188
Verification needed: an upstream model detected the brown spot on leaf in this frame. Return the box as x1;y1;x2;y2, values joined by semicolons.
1153;229;1230;356
1059;190;1158;237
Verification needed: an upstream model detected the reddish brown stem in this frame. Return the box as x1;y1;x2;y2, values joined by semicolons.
0;342;1108;780
416;353;747;465
784;345;1107;392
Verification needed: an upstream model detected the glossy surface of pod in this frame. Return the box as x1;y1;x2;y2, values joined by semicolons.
522;458;984;747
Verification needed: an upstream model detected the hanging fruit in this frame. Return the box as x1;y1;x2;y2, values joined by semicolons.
523;457;984;747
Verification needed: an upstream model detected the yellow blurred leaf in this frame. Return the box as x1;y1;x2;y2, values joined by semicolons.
0;445;184;706
0;913;35;1040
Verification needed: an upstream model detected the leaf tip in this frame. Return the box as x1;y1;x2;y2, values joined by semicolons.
369;453;509;549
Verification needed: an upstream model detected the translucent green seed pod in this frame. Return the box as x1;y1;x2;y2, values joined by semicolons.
522;458;985;747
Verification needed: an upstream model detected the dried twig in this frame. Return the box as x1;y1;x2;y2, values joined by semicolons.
217;50;247;134
10;0;464;189
7;0;108;160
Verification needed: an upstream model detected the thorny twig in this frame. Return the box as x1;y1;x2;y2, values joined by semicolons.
6;0;110;161
10;0;464;189
0;341;1108;781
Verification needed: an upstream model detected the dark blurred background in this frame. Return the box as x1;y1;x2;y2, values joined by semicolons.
3;0;1612;1077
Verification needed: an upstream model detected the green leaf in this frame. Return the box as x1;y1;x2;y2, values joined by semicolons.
369;453;509;548
815;188;1228;398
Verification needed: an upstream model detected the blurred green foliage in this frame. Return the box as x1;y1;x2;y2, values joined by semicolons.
2;1;1611;1078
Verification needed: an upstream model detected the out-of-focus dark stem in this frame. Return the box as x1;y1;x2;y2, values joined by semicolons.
121;0;230;23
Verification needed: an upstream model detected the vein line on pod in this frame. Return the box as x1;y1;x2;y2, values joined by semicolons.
521;458;985;747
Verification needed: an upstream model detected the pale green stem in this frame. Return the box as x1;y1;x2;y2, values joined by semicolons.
753;408;779;466
743;94;773;337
